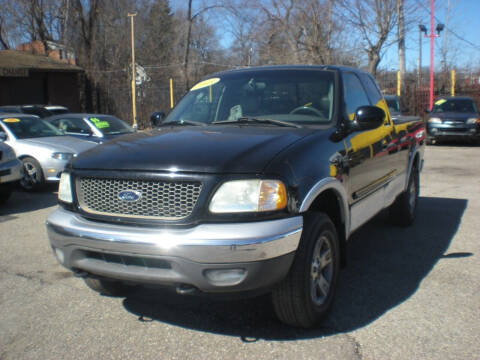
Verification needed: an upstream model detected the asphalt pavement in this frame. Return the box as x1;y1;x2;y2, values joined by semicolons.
0;144;479;360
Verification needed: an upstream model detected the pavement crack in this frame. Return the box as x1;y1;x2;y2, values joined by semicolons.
343;333;363;360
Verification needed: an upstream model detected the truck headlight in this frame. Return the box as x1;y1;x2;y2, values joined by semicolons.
209;179;287;213
52;152;74;161
428;117;442;124
466;118;479;124
58;172;73;203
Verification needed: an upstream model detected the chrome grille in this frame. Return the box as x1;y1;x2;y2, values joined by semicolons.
77;177;202;219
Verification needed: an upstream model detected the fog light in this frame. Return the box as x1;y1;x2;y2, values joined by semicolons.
54;248;65;264
204;269;246;286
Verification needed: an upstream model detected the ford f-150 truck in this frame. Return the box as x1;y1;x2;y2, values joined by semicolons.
46;65;425;328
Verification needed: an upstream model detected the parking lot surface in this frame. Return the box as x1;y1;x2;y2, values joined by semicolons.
1;144;479;360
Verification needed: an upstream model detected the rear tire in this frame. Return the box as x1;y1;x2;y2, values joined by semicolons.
272;212;340;328
20;156;45;191
84;277;136;297
389;165;419;227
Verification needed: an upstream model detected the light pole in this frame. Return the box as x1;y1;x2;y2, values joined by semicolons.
418;24;426;86
421;0;444;110
128;13;137;129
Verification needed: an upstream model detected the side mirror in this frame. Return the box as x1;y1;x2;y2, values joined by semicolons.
0;132;6;141
150;111;166;128
354;106;385;131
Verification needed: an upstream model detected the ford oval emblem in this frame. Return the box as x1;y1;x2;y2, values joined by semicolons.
118;190;142;202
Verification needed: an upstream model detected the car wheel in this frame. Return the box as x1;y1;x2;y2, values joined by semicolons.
272;212;340;328
389;164;419;227
84;277;137;297
0;185;12;204
20;156;44;191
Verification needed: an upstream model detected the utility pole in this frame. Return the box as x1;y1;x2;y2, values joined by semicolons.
397;0;405;97
128;13;137;129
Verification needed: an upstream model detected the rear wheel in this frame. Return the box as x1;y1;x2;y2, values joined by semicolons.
272;212;340;328
389;165;419;227
84;277;136;297
20;156;44;191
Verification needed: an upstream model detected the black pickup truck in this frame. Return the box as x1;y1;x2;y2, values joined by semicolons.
46;65;425;328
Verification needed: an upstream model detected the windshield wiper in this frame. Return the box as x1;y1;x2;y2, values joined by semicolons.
213;117;302;128
162;119;207;127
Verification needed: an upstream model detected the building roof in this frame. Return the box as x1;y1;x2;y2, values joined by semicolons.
0;50;82;72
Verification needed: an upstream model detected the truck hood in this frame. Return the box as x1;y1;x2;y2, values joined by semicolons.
17;136;98;154
72;126;312;173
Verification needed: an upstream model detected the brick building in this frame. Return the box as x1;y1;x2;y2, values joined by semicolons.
0;50;83;111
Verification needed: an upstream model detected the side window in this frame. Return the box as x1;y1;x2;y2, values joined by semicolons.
57;118;91;134
342;72;371;118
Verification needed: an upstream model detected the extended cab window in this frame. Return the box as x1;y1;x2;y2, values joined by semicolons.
165;70;335;126
342;72;370;119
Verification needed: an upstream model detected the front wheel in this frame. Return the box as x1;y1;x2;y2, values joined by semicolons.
272;212;340;328
20;156;45;191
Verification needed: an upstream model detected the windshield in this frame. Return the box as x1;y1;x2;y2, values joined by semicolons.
165;70;335;126
386;98;400;113
87;115;134;135
1;116;64;139
432;99;478;113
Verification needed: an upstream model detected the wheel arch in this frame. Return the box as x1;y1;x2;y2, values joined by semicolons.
299;178;350;267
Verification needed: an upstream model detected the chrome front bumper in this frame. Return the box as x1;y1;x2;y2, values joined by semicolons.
46;208;303;292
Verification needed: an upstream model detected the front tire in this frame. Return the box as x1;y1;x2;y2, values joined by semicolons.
0;185;12;204
20;156;44;191
272;212;340;328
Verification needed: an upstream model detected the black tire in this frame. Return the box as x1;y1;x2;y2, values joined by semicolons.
389;165;419;227
20;156;45;191
83;277;136;297
0;185;12;204
272;212;340;328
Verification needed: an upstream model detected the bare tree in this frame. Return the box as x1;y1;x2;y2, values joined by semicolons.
339;0;397;76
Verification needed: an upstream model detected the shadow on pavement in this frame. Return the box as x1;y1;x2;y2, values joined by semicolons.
122;196;468;340
0;184;58;220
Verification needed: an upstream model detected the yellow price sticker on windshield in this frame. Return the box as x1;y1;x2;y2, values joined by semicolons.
2;118;20;123
435;99;447;105
190;77;220;91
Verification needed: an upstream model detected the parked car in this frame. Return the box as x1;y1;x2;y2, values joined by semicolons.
385;95;402;117
0;114;97;190
46;113;135;143
46;65;425;328
0;105;53;118
44;105;70;116
426;96;480;144
0;140;23;203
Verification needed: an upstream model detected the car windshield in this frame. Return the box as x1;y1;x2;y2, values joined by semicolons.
432;99;478;113
87;115;134;135
165;69;335;126
386;98;400;113
1;116;64;139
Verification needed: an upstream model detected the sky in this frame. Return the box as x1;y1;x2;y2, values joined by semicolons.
365;0;480;71
172;0;480;71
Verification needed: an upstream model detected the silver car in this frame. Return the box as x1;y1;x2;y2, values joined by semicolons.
0;114;98;190
0;141;23;203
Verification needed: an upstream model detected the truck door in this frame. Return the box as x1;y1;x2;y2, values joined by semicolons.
341;72;396;220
